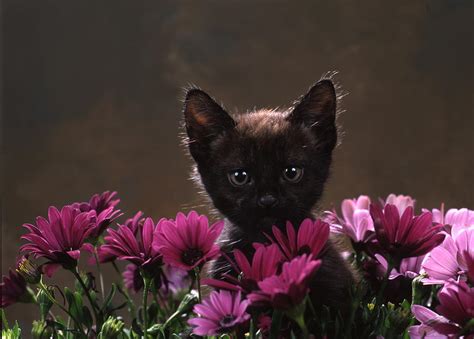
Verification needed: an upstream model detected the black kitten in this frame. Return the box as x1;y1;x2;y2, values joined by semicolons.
183;79;354;309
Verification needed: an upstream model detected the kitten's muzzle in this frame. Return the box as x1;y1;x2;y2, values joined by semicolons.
258;194;278;208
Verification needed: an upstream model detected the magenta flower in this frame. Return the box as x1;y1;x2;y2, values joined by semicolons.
422;227;474;285
71;191;122;238
203;244;283;293
95;211;145;264
1;269;30;308
101;217;162;273
247;254;321;310
123;263;189;295
325;195;375;244
123;264;144;293
154;211;224;271
188;290;250;336
376;254;426;280
73;190;120;214
370;204;445;263
409;280;474;337
20;206;96;275
270;219;329;261
383;193;415;215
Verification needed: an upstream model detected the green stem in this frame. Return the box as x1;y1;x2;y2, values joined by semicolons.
194;267;202;303
249;317;256;339
112;261;136;315
269;310;283;339
93;249;105;297
1;309;9;330
375;260;394;310
72;269;102;329
142;275;152;339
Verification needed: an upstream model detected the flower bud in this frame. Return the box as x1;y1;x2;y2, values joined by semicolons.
1;322;21;339
99;316;125;339
16;256;41;284
32;320;53;339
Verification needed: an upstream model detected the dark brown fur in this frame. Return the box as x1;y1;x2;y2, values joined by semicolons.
183;78;354;310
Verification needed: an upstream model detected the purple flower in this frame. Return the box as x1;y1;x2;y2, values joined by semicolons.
71;191;122;238
20;206;96;275
325;195;375;243
101;217;162;274
123;264;144;293
383;193;415;215
270;219;329;260
154;211;224;271
203;244;283;293
73;191;120;214
422;227;474;285
376;254;426;280
123;263;190;295
247;254;321;310
0;269;30;308
370;204;445;263
409;280;474;337
95;211;145;263
188;290;250;336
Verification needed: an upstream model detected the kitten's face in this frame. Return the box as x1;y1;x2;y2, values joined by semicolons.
183;80;337;233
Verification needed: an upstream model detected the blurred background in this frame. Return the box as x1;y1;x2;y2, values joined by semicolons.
2;0;473;329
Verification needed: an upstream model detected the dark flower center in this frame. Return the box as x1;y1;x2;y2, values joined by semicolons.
219;315;236;328
297;245;311;256
181;248;203;266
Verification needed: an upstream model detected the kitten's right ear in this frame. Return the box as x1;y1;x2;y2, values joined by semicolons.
183;88;235;160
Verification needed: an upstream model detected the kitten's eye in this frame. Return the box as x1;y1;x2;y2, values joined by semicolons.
228;169;250;186
283;166;304;183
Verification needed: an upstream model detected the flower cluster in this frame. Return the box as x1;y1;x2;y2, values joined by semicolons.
2;191;473;338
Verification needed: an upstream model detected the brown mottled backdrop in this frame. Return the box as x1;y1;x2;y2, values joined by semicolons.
2;0;473;329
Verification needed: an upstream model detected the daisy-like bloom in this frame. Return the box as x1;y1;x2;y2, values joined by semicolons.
369;204;445;264
188;290;250;336
376;254;426;280
20;206;96;276
383;193;415;215
409;279;474;337
73;190;120;214
324;195;375;244
95;211;145;264
422;227;474;285
269;219;329;261
101;217;162;274
203;244;283;293
1;269;31;308
154;211;224;271
123;264;144;293
247;254;322;310
71;191;122;239
123;263;190;295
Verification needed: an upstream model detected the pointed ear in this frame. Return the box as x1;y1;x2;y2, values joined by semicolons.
183;88;235;160
287;79;337;149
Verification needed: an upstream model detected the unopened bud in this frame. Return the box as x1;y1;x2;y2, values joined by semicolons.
99;316;125;339
16;256;41;284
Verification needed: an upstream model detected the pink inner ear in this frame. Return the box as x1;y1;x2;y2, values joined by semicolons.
193;111;209;126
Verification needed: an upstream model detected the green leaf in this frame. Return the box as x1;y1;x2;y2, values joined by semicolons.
102;283;117;312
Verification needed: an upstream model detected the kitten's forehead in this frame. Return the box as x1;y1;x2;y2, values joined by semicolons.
233;109;291;137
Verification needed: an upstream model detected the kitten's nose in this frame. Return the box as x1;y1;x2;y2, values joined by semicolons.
258;194;278;208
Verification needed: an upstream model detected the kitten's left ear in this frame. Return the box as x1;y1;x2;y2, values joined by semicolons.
183;88;235;161
287;79;337;149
